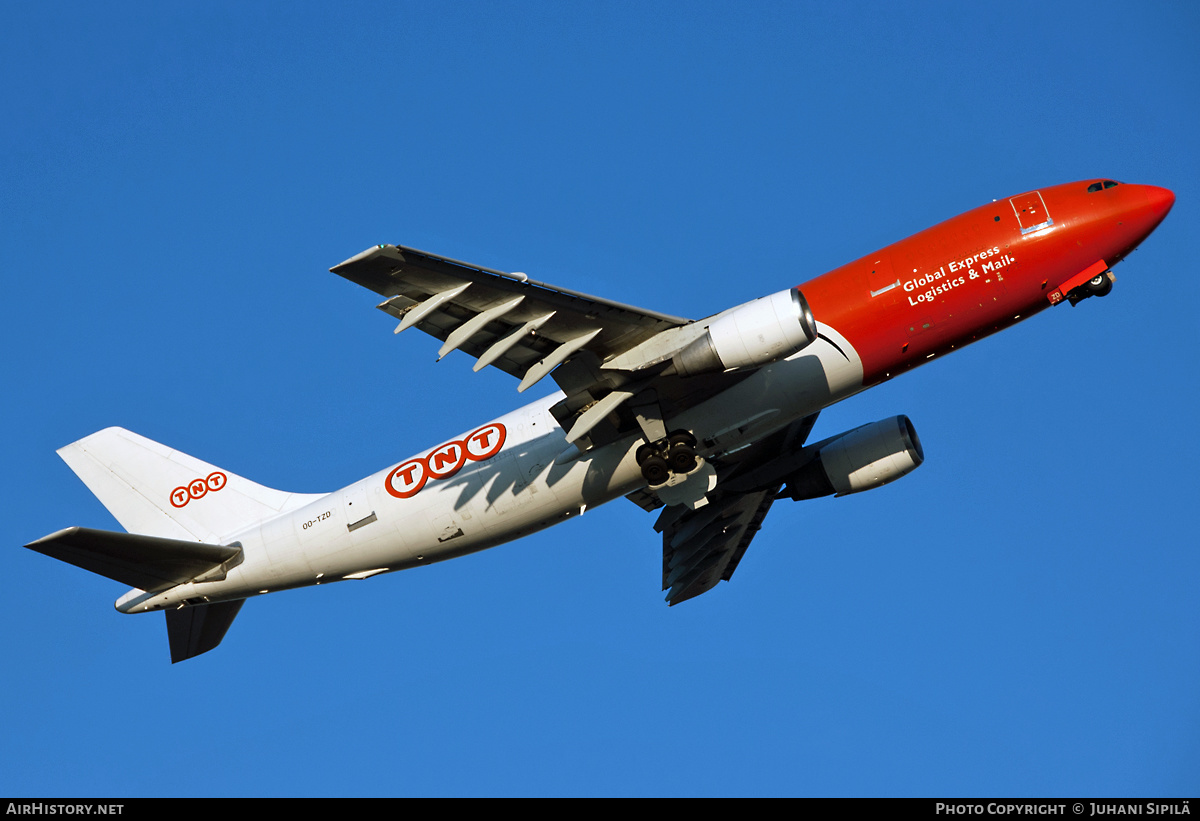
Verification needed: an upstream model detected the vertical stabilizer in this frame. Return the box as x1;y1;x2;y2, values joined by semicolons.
57;427;325;542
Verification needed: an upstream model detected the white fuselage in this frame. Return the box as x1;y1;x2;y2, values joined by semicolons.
117;325;863;614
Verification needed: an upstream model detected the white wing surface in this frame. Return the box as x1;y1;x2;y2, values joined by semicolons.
332;244;749;453
332;244;690;392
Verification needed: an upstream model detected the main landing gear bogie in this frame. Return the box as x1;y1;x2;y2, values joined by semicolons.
636;430;699;486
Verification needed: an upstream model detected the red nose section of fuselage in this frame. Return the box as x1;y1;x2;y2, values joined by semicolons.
1101;183;1175;266
795;179;1175;387
1131;183;1175;257
1142;184;1176;225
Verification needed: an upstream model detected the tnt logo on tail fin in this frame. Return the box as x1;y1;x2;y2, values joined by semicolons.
57;427;325;542
169;471;227;508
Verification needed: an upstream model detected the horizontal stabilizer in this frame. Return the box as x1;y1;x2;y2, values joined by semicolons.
25;527;241;593
166;600;244;663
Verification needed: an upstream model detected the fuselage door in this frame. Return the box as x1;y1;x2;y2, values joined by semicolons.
1010;191;1054;235
343;483;376;533
867;254;900;303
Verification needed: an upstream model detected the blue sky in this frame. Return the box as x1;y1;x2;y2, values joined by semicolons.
3;1;1198;797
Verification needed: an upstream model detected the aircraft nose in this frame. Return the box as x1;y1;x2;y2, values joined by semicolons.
1145;185;1175;221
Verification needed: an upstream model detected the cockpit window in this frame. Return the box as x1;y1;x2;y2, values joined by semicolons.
1087;180;1121;192
1104;180;1119;189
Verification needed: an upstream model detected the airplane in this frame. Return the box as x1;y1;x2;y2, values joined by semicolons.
26;179;1175;662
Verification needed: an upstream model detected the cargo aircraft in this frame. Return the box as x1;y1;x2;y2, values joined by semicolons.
27;180;1175;662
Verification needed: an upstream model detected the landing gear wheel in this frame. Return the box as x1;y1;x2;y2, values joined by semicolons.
1086;274;1113;298
641;455;670;486
668;443;698;474
668;430;697;449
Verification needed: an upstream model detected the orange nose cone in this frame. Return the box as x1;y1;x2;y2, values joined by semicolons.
1146;185;1176;221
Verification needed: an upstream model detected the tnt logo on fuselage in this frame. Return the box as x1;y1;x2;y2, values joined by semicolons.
385;423;507;499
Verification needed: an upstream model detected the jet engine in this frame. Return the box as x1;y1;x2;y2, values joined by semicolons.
673;287;819;377
783;415;924;500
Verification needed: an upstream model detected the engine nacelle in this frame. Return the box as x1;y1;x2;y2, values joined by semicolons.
784;415;924;500
673;287;818;377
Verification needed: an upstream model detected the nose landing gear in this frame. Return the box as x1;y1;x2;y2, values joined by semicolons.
1067;271;1115;305
1085;273;1113;297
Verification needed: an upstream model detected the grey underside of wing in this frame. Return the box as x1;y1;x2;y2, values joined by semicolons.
634;413;821;605
331;244;689;382
655;488;780;606
332;245;760;455
25;527;241;593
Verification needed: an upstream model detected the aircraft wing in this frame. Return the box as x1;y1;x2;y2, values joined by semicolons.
331;244;691;393
655;486;779;605
632;413;820;604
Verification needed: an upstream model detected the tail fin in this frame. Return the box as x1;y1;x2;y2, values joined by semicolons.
57;427;324;542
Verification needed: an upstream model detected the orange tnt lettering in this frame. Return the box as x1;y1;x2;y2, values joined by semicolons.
384;423;507;499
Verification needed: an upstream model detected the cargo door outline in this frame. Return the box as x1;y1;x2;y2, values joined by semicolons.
1010;192;1053;235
